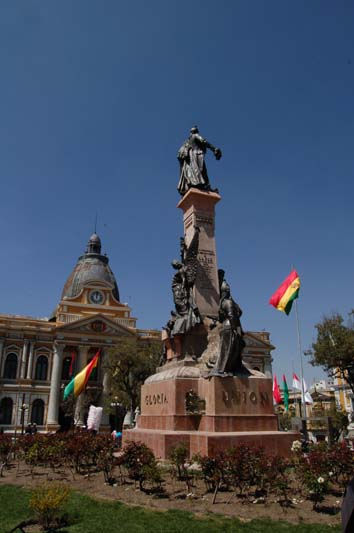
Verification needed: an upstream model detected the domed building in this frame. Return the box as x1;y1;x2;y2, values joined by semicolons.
0;234;158;432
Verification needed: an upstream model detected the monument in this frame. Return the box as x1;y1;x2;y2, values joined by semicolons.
124;126;298;458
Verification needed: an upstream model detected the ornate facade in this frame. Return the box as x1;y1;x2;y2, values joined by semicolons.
0;233;157;433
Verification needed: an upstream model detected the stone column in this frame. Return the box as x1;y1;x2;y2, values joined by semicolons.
74;345;89;426
177;188;221;317
26;342;35;379
99;349;111;428
46;343;64;427
20;340;29;379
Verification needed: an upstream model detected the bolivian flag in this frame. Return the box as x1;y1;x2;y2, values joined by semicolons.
64;349;100;400
269;270;300;315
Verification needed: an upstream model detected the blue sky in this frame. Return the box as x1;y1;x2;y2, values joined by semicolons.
0;1;353;385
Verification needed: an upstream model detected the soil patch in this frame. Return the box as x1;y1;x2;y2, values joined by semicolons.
0;461;342;527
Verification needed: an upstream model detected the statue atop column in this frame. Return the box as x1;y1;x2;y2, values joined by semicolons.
177;126;222;196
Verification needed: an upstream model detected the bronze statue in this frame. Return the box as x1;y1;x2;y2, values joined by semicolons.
208;270;246;376
177;126;222;196
170;227;201;336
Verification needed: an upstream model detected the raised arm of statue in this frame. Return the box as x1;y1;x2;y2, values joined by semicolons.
197;134;222;160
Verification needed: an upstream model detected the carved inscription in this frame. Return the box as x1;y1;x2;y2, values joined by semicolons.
249;392;257;404
222;391;269;406
198;249;216;290
196;215;213;226
145;393;168;406
260;392;269;405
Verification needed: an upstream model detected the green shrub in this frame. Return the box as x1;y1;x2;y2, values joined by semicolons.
169;442;189;479
29;483;70;530
121;441;163;492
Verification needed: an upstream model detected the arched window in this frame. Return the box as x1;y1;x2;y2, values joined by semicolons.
61;356;73;381
253;366;260;372
87;356;98;382
0;397;13;424
3;353;18;379
35;356;48;380
87;358;98;381
31;399;44;425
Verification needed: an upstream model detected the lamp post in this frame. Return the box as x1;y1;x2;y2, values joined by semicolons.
110;396;121;431
19;393;29;435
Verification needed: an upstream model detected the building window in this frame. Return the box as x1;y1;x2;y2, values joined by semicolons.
35;356;48;380
0;397;13;424
62;356;73;380
253;367;260;372
3;353;18;379
87;357;98;381
31;399;44;425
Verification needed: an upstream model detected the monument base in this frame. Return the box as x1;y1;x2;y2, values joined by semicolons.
123;373;299;459
123;428;297;459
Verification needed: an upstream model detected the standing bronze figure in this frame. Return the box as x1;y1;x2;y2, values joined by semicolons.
170;227;201;336
177;126;222;196
208;271;246;376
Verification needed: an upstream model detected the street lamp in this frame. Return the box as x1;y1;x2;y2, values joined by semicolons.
110;396;121;431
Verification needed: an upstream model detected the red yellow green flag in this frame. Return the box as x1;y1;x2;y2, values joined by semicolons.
282;374;289;411
269;270;300;315
64;349;100;400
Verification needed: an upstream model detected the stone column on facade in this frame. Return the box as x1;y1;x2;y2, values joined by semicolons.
177;188;221;318
74;345;89;426
26;342;35;380
20;340;29;379
99;349;111;429
46;343;64;427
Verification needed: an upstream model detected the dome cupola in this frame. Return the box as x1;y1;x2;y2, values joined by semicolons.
86;233;101;255
61;233;120;302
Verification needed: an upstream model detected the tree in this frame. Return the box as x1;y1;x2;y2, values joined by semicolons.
105;336;161;412
310;311;354;394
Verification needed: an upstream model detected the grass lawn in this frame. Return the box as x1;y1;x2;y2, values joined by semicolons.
0;484;341;533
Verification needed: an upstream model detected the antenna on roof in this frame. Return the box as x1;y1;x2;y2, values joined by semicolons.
94;213;98;234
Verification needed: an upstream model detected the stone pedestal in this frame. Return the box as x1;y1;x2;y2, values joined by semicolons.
177;188;221;318
123;373;299;459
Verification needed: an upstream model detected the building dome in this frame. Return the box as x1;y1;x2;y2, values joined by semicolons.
61;234;120;301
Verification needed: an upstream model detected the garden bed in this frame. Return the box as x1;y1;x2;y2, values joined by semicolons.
0;432;349;529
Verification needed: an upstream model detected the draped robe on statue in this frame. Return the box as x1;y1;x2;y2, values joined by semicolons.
177;133;212;195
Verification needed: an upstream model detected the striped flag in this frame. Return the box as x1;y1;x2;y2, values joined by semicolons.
269;270;300;315
273;374;282;405
64;349;100;400
282;375;289;411
292;372;301;391
68;350;76;377
302;378;314;404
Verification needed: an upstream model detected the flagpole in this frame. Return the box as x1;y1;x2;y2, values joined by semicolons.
292;359;301;417
294;298;307;419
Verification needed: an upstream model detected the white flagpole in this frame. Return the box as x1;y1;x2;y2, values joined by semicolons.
292;359;301;417
294;298;307;419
